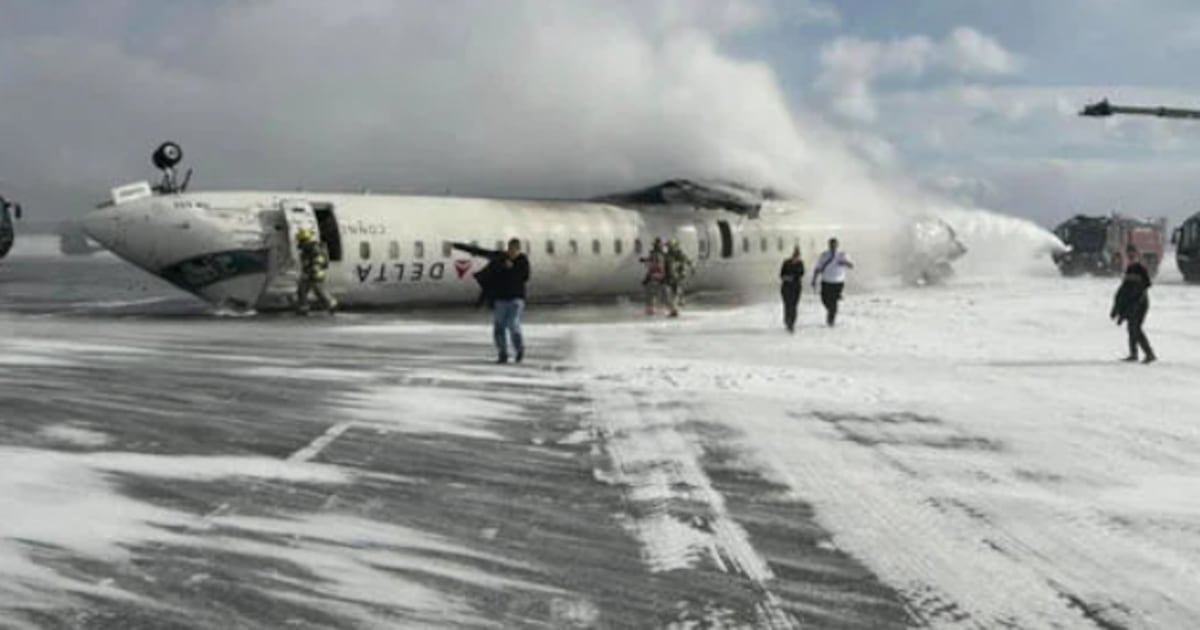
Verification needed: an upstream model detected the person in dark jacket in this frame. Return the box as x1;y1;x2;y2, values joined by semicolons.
779;246;805;333
1110;245;1156;364
452;241;503;308
452;238;530;363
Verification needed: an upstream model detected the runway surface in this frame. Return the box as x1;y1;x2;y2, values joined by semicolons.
3;242;1200;629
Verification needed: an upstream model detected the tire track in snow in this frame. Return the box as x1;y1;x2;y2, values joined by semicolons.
576;327;798;630
761;410;1200;629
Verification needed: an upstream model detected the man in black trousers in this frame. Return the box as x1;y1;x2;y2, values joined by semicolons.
812;238;854;327
1110;244;1156;364
779;246;805;333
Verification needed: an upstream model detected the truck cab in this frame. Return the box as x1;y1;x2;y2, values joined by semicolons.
1052;213;1165;277
1171;211;1200;282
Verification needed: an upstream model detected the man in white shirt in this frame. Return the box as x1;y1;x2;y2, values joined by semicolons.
811;238;854;326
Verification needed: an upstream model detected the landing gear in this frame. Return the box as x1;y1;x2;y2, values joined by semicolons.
151;141;192;194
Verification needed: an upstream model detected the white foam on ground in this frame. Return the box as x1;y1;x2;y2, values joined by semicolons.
0;352;77;367
0;448;351;609
343;385;537;438
65;297;175;310
0;446;528;626
575;327;797;629
206;513;553;625
575;274;1200;628
39;424;111;447
236;365;375;382
3;338;161;358
0;449;192;611
81;451;352;483
334;321;483;336
404;366;566;389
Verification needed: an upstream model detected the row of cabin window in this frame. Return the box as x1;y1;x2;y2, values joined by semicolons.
357;236;801;261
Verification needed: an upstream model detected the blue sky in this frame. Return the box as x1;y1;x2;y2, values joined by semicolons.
3;0;1200;227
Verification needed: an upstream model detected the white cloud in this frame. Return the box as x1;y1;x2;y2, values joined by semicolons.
817;27;1018;122
648;0;837;34
866;85;1200;224
944;26;1019;75
977;157;1200;225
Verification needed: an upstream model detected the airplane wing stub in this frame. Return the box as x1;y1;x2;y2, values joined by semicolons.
599;179;767;218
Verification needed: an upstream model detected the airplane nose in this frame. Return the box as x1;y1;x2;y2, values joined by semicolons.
78;200;165;271
80;206;124;251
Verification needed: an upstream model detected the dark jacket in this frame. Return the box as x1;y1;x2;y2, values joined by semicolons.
780;258;805;285
491;254;530;300
452;242;530;303
1111;261;1151;321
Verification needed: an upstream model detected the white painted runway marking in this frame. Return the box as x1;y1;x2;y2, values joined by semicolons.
288;421;357;463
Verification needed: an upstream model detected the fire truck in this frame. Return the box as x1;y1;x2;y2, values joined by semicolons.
1051;213;1166;277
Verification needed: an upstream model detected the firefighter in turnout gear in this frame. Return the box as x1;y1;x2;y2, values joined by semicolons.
640;237;673;316
295;228;337;315
664;238;694;313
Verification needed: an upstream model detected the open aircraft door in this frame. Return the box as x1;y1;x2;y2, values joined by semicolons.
255;199;323;309
280;200;321;269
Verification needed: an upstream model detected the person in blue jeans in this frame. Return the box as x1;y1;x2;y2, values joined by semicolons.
452;238;531;363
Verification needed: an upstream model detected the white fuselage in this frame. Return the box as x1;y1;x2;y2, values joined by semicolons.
81;187;883;310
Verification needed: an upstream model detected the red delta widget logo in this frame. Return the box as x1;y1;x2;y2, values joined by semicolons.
454;259;474;279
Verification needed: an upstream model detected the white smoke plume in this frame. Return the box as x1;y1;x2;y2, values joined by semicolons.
0;0;1058;277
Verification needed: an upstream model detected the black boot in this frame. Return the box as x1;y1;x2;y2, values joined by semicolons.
497;354;509;364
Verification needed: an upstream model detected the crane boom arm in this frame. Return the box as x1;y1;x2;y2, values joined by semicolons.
1080;99;1200;120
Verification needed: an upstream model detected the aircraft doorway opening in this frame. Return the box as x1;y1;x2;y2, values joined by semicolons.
312;203;343;261
717;220;734;259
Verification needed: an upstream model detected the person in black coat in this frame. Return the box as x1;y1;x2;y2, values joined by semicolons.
452;239;531;363
457;247;502;309
779;246;805;333
1110;245;1156;364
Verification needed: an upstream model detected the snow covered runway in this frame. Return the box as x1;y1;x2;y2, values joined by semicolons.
2;252;1199;628
577;273;1200;629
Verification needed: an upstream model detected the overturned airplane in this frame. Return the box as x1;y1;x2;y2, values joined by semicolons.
81;143;966;311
